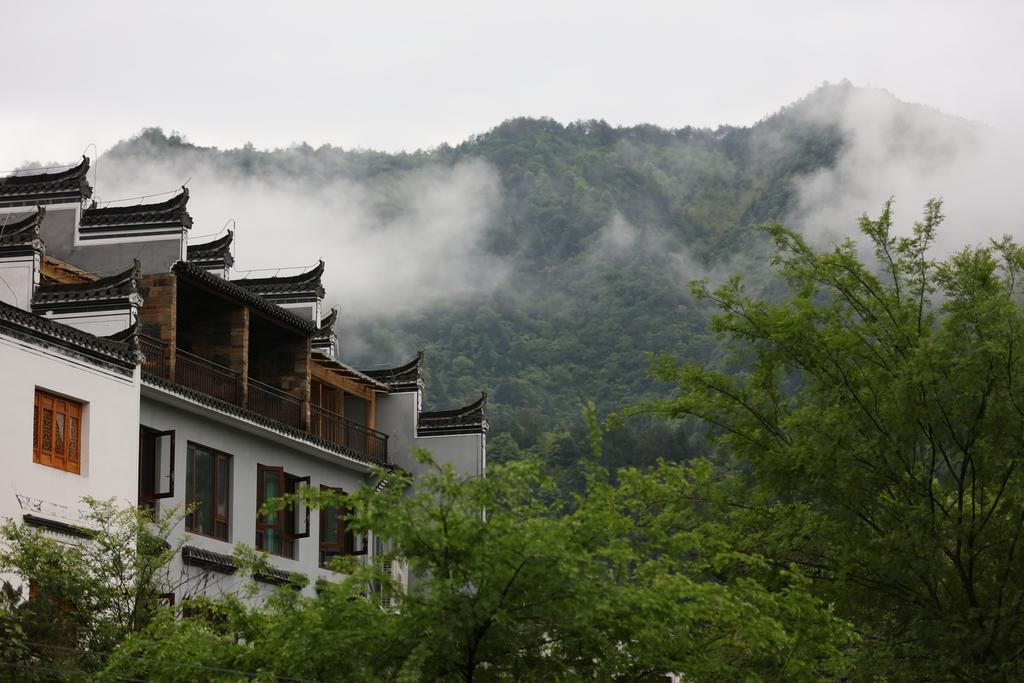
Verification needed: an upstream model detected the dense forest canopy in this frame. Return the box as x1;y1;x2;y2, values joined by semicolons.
98;82;973;475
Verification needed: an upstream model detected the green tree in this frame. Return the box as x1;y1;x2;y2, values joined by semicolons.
103;452;851;681
640;200;1024;680
0;498;186;680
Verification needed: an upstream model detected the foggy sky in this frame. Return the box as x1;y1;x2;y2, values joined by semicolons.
3;0;1023;168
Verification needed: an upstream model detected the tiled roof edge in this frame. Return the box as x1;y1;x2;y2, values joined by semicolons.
0;207;45;242
1;157;89;185
232;260;324;288
0;299;139;372
34;259;140;302
173;261;317;334
418;392;488;436
360;351;424;392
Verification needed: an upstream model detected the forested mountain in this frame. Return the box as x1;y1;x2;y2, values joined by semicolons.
102;83;953;476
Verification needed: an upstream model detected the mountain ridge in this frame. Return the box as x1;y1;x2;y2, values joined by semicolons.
97;83;978;471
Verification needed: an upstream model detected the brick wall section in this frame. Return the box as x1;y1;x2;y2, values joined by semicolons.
249;333;307;397
137;273;177;376
186;302;247;372
237;307;249;406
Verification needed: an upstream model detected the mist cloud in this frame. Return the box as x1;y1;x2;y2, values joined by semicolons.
785;86;1024;254
98;153;507;321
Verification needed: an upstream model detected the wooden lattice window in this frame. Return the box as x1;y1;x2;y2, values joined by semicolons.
33;389;83;474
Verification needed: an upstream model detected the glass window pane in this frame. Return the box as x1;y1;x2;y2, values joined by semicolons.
185;448;195;528
154;434;172;495
195;450;214;535
324;506;340;543
260;470;280;524
217;457;229;519
140;432;156;498
263;528;281;554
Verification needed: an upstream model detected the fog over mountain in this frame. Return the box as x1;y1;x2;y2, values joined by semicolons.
782;86;1024;254
47;82;1023;468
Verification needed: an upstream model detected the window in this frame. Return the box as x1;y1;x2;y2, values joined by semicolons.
33;389;83;474
256;465;309;559
185;443;230;541
139;427;175;509
319;485;367;569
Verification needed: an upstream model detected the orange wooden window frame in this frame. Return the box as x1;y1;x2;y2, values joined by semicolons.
33;389;83;474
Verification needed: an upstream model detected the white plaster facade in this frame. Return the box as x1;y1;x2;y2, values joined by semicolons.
0;320;142;592
0;157;487;606
377;390;487;479
141;383;380;600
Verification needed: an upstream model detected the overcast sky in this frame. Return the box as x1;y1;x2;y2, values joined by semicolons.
3;0;1022;170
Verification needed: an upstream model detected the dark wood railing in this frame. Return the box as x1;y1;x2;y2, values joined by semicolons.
140;334;168;377
140;335;387;463
174;348;243;406
248;378;305;429
310;405;388;465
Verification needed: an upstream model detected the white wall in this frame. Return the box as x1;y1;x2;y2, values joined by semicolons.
375;391;486;479
0;255;37;310
141;389;379;599
0;333;141;535
42;308;136;337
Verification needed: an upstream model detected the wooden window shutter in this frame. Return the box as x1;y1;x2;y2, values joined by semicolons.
33;390;83;474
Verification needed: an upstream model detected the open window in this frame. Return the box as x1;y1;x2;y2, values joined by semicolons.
139;427;175;509
319;485;367;569
256;465;309;559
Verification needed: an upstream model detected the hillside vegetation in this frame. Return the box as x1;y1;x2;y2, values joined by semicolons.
104;83;892;474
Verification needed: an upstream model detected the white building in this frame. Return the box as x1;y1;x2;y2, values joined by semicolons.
0;157;487;601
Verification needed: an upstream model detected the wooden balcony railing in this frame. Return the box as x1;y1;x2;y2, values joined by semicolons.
140;334;169;377
174;348;243;406
310;405;389;465
248;378;305;429
140;335;388;463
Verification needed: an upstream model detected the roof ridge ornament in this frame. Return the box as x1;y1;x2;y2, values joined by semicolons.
0;206;46;243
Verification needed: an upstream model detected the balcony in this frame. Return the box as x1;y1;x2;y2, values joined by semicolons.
140;335;387;465
310;405;388;465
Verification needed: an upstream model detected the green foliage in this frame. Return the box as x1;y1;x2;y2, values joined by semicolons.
639;200;1024;679
103;452;853;681
0;498;186;680
106;86;856;476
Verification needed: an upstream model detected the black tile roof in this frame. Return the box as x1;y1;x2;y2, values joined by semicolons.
317;307;338;333
23;514;95;539
0;157;92;203
418;393;488;436
33;260;140;306
253;567;301;587
0;207;45;244
232;260;325;298
187;230;234;267
360;351;424;393
173;260;317;334
181;545;237;575
0;299;140;374
81;188;192;230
